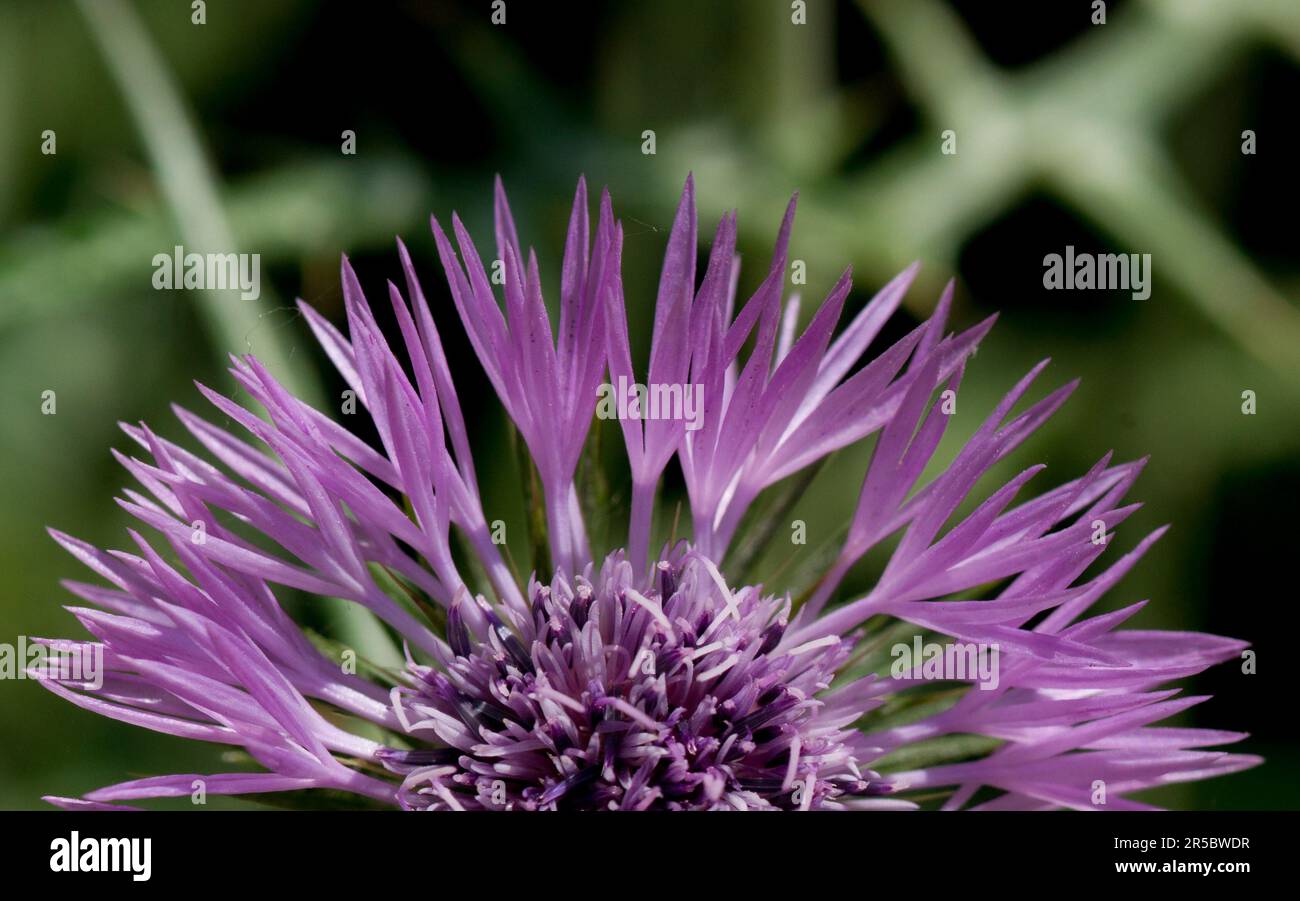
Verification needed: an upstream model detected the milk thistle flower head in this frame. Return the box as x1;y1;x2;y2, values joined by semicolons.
38;176;1258;811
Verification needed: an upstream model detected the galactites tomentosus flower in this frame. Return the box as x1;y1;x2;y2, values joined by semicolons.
36;175;1259;811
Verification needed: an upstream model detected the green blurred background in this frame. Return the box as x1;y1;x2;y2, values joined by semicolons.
0;0;1296;809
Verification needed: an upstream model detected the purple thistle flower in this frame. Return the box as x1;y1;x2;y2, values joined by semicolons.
36;176;1259;811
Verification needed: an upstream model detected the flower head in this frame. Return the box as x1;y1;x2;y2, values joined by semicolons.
37;176;1258;811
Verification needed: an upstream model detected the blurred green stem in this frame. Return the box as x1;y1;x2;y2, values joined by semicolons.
75;0;320;406
77;0;395;658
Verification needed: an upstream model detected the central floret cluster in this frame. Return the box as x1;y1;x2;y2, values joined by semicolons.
383;547;883;810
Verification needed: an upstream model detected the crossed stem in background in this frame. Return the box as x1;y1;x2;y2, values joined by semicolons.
2;0;1295;382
